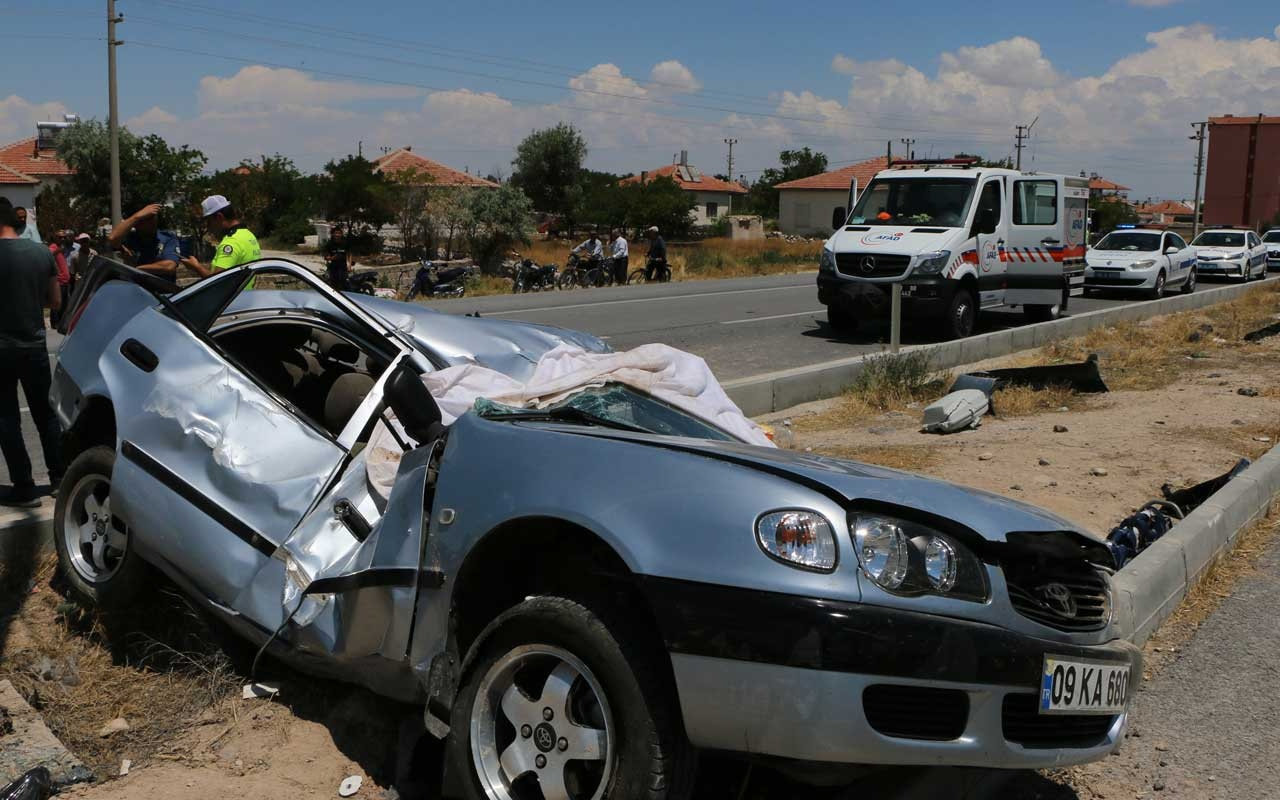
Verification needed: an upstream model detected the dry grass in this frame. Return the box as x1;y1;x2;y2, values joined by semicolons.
807;444;942;472
1039;282;1280;391
0;555;242;777
991;384;1094;418
797;350;950;431
1181;418;1280;460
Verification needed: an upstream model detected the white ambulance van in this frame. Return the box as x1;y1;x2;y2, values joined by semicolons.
816;160;1089;339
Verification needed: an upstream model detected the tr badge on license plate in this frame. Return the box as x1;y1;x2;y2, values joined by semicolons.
1039;656;1129;715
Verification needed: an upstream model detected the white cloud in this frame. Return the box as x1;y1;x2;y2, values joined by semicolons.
938;37;1061;88
126;106;178;129
197;65;420;113
650;60;702;92
0;95;69;142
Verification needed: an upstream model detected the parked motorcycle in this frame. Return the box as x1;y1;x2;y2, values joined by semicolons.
512;259;559;293
405;261;476;300
347;270;379;295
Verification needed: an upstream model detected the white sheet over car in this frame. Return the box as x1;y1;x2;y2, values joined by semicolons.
366;343;772;498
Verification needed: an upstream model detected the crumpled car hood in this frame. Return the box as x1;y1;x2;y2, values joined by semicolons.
596;431;1097;545
225;290;609;380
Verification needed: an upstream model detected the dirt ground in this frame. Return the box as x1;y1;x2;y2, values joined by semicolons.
2;286;1278;800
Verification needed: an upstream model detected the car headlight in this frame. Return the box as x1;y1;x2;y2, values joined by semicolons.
819;248;835;272
914;250;951;275
1129;259;1155;270
851;514;989;601
756;510;837;572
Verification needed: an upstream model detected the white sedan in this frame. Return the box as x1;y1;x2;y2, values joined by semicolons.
1192;228;1269;281
1263;229;1280;272
1084;227;1197;299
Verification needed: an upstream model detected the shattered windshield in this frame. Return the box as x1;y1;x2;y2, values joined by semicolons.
476;384;738;442
849;178;976;227
1093;233;1160;252
1192;232;1245;247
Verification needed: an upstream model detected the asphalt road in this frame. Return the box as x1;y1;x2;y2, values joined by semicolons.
420;272;1150;380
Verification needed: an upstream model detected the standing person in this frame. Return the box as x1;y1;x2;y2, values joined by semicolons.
14;207;41;243
644;226;668;281
180;195;260;281
0;199;63;507
107;203;181;282
68;232;93;282
610;228;629;285
46;238;70;327
323;226;351;291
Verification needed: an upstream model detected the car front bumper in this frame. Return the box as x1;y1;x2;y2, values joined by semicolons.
817;273;955;318
1083;266;1157;289
1196;259;1247;277
644;577;1141;769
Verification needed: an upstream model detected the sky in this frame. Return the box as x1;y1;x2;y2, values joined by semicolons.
3;0;1279;201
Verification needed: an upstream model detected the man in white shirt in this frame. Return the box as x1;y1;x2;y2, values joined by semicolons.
610;228;629;284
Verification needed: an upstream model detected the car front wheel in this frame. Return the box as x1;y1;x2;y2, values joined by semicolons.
1182;266;1197;294
447;596;694;800
1147;270;1166;300
53;446;148;609
944;287;978;339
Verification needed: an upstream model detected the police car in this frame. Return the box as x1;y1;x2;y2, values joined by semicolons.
1263;229;1280;272
1083;225;1196;299
1191;228;1268;281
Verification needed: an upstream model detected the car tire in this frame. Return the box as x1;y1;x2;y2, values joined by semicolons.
943;287;978;339
446;596;695;800
826;304;858;335
53;446;148;609
1181;266;1197;294
1147;270;1166;300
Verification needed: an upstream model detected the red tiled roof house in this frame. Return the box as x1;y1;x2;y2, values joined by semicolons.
372;147;499;188
774;156;889;236
619;151;747;226
0;125;75;225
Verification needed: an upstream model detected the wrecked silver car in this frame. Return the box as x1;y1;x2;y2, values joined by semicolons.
51;258;1141;799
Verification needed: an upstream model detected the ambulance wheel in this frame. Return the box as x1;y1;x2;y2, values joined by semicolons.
827;305;858;335
943;288;978;339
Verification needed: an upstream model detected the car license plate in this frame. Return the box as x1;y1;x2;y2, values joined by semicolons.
1039;656;1130;715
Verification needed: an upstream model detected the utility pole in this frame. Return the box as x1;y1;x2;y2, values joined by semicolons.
107;0;123;225
1189;121;1207;238
899;138;915;160
723;138;737;215
1014;116;1038;170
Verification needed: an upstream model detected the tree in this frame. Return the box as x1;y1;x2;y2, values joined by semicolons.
386;169;440;260
205;154;316;243
1091;197;1138;237
464;184;534;273
510;123;587;217
952;152;1014;169
747;147;828;218
316;155;393;237
622;176;697;240
56;118;207;227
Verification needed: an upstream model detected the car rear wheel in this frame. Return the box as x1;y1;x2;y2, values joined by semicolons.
446;596;694;800
1181;266;1197;294
53;446;148;609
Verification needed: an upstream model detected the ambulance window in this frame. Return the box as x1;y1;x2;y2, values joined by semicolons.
1013;180;1057;225
972;181;1002;235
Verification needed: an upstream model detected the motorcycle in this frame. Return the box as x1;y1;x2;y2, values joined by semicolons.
405;261;476;300
558;251;606;290
512;258;559;293
347;270;379;295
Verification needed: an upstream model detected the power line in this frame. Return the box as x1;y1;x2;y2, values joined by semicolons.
1014;115;1038;170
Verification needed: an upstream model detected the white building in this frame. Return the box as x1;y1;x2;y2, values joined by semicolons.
620;152;748;226
775;156;888;236
0;118;78;233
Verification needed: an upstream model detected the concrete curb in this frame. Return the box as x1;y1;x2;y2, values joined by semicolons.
1112;443;1280;646
725;277;1278;417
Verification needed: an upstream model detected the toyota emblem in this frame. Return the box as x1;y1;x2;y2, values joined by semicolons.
859;256;877;274
1036;583;1078;618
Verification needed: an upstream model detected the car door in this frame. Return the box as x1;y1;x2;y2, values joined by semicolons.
970;178;1006;307
1165;232;1192;284
105;262;407;610
1005;177;1065;307
1247;232;1265;276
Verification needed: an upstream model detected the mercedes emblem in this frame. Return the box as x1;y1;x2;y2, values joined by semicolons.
859;255;877;274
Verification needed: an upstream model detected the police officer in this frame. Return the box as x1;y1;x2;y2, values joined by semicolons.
107;203;181;282
180;195;261;280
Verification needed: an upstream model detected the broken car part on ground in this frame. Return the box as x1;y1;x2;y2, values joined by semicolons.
42;257;1142;799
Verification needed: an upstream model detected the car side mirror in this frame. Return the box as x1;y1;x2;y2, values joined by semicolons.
1165;246;1180;255
385;364;443;445
832;207;846;231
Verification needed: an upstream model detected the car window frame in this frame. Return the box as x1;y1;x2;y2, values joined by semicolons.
1012;179;1058;226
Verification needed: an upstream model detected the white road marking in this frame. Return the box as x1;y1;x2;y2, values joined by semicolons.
720;309;827;325
491;284;811;315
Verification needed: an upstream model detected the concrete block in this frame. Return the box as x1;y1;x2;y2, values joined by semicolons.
1161;504;1230;585
957;333;992;365
1114;536;1188;646
1241;445;1280;504
725;377;776;417
1009;325;1036;353
1109;581;1137;643
1197;475;1264;545
924;340;965;371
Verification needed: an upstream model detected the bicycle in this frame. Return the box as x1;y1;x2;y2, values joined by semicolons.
628;258;672;285
558;252;599;290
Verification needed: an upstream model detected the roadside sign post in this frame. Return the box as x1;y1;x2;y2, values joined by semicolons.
890;283;902;352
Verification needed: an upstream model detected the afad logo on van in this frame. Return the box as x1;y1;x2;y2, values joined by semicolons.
860;231;905;246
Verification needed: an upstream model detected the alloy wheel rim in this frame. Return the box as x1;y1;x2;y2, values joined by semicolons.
471;645;614;800
62;473;128;583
